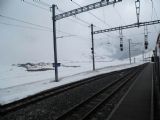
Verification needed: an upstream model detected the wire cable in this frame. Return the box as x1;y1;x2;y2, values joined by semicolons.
0;12;90;40
114;7;126;25
152;1;159;20
21;0;50;12
150;0;159;33
0;21;52;32
22;1;90;28
32;0;51;7
70;0;110;27
20;0;121;40
0;14;52;30
21;0;119;39
69;0;121;39
69;0;120;40
57;8;90;27
0;21;90;41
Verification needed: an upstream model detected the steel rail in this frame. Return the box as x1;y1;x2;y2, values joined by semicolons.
0;68;127;115
55;66;144;120
81;68;142;120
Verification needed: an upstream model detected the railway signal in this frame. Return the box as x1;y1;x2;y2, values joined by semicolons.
119;28;123;51
144;25;149;50
120;41;123;51
144;40;148;49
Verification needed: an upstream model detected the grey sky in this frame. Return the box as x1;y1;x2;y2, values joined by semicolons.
0;0;160;65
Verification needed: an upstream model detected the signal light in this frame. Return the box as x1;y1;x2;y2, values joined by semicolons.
144;41;148;49
120;44;123;51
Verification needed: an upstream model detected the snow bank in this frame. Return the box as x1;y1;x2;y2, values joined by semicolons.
0;62;145;105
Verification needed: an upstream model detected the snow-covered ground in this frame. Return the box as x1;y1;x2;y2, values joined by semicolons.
0;60;129;89
0;51;152;105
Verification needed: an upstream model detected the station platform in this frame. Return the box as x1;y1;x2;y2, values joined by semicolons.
107;63;153;120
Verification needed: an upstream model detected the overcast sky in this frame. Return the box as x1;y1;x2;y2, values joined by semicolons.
0;0;160;65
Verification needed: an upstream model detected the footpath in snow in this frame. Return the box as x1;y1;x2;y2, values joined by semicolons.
0;62;146;105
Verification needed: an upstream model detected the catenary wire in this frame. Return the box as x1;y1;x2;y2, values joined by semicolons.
21;0;50;12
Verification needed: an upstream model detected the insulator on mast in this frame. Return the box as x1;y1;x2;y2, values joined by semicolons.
135;0;140;27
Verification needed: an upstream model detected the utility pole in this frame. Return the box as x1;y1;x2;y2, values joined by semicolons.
52;4;58;82
48;1;121;82
144;50;146;61
128;39;131;64
91;24;95;71
142;50;144;62
49;1;121;82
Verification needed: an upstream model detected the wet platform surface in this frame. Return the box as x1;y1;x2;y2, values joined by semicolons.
108;63;153;120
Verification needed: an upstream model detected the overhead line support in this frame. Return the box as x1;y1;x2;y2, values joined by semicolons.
128;39;132;64
93;20;160;34
52;4;58;82
55;0;122;20
51;0;122;81
91;24;95;71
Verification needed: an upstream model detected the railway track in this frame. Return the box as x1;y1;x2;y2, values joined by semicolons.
0;64;147;120
54;66;144;120
0;66;137;115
